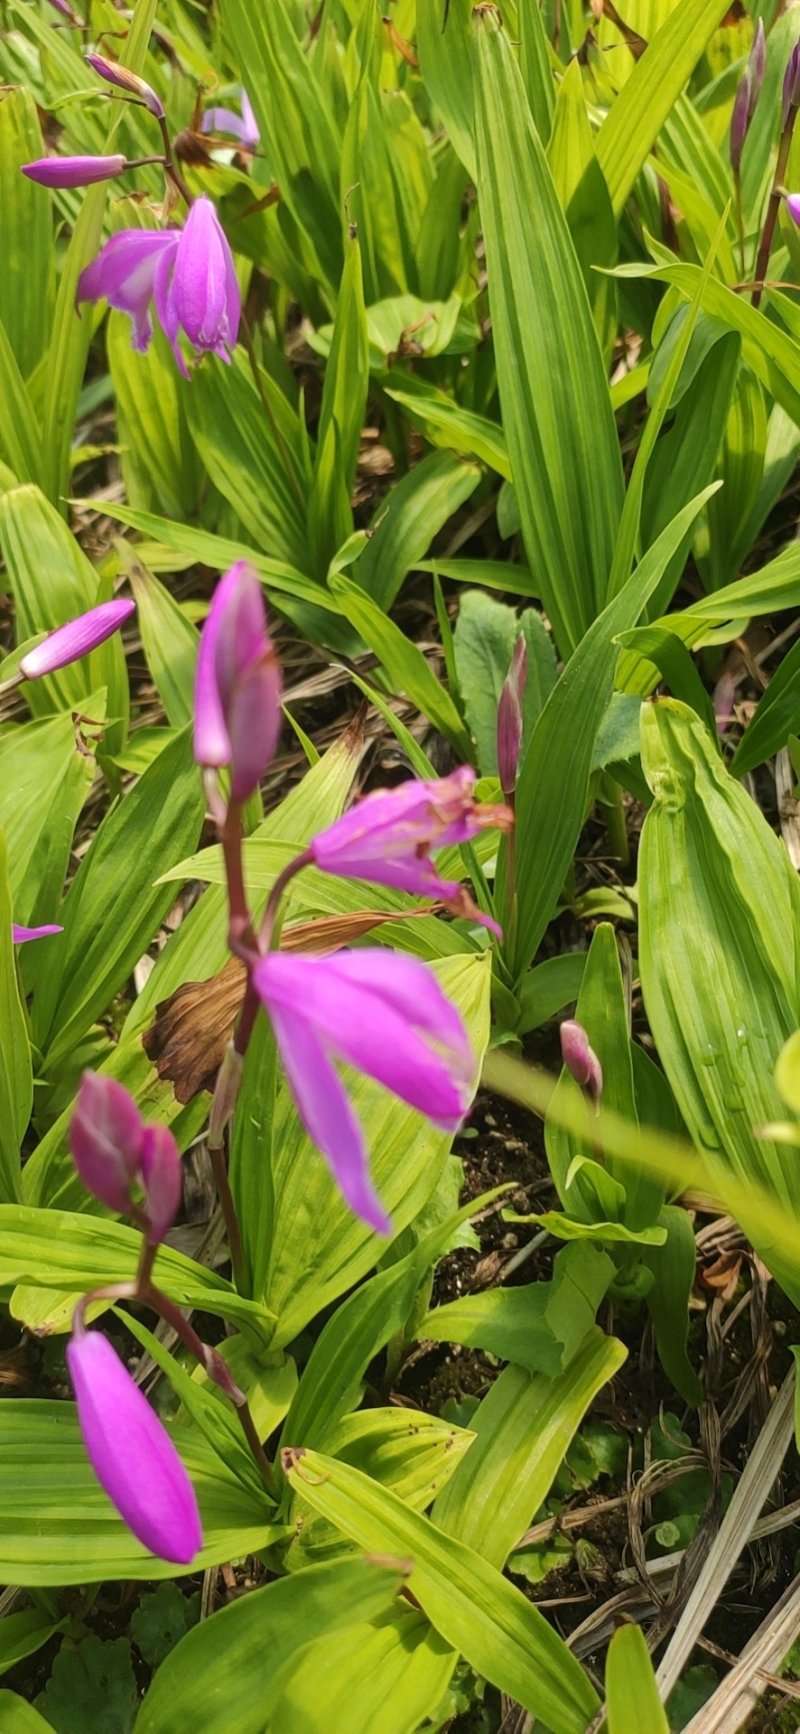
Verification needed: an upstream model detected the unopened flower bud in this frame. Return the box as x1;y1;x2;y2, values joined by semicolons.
85;54;165;122
783;40;800;128
69;1072;145;1214
560;1019;603;1104
140;1124;182;1245
193;562;282;801
67;1328;202;1563
22;154;127;190
731;22;766;172
785;192;800;225
496;634;527;799
19;599;134;680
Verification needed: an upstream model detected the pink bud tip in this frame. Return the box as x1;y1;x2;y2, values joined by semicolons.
69;1072;145;1215
785;193;800;227
67;1331;202;1564
84;53;165;121
22;155;127;190
140;1123;182;1244
560;1020;603;1102
19;599;134;680
12;923;62;944
497;634;527;798
193;562;281;800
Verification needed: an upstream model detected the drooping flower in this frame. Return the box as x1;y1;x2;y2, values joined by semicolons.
12;923;62;944
202;89;260;150
308;767;511;931
78;198;240;376
69;1072;145;1215
84;53;165;121
496;634;527;799
67;1329;202;1564
253;950;473;1233
193;561;281;800
19;599;134;679
22;154;127;189
160;197;241;376
560;1020;603;1104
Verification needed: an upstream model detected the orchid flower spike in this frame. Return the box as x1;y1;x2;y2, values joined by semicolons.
67;1328;202;1563
78;198;240;376
22;154;127;189
202;89;260;150
253;949;474;1234
194;561;282;801
12;923;62;944
84;53;165;121
19;599;134;680
309;768;512;933
560;1020;603;1104
68;1071;182;1243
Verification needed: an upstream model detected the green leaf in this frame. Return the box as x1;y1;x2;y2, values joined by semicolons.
0;319;43;487
130;1584;200;1671
267;1608;455;1734
31;727;204;1070
516;952;586;1035
638;699;800;1306
329;572;472;754
134;1559;404;1734
730;632;800;777
382;377;510;479
417;0;477;181
107;306;201;522
606;1624;669;1734
355;449;482;610
309;228;369;575
0;485;128;754
0;1610;65;1681
0;1398;275;1585
0;711;95;932
643;1205;704;1406
0;87;52;379
419;557;538;598
433;1330;627;1568
281;1449;600;1734
504;485;720;980
183;358;309;573
418;1242;614;1375
473;8;623;654
34;1636;136;1734
126;554;199;730
0;833;31;1203
0;1206;273;1334
0;1693;55;1733
595;0;731;220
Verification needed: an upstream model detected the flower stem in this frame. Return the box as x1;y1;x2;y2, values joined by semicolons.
259;849;312;950
157;113;194;208
752;111;797;309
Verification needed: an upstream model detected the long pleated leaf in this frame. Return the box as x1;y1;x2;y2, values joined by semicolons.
472;8;623;656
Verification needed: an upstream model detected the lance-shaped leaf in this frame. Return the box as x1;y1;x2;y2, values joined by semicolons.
638;700;800;1306
473;8;623;654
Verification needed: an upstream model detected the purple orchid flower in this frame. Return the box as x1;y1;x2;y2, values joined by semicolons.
19;599;134;680
84;53;165;121
560;1020;603;1104
308;767;511;932
67;1328;202;1564
202;89;260;150
79;198;240;376
194;561;282;800
253;949;474;1233
12;923;62;944
22;154;126;189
